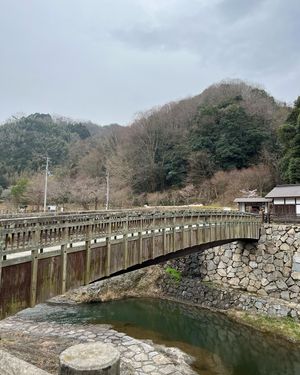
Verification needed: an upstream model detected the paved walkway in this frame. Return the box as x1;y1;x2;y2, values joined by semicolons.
0;315;195;375
0;349;51;375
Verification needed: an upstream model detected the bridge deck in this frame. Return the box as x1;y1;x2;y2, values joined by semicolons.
0;209;260;318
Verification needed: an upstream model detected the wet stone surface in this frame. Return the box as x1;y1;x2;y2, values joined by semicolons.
0;315;195;375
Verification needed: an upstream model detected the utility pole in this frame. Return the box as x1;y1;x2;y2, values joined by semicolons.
105;169;109;211
43;157;50;212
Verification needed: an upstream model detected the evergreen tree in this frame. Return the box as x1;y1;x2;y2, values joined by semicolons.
189;101;269;172
278;97;300;183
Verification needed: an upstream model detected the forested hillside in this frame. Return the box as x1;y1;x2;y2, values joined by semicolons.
0;114;89;176
0;80;296;209
278;98;300;183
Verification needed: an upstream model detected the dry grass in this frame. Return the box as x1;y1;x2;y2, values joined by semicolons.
229;310;300;343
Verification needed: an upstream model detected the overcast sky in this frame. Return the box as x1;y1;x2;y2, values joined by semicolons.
0;0;299;125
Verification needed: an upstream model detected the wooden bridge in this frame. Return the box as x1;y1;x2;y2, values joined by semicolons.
0;209;260;318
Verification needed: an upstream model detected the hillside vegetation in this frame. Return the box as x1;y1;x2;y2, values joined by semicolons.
0;80;296;210
278;97;300;183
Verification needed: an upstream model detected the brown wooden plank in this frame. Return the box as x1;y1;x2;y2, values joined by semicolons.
36;256;62;304
0;262;31;318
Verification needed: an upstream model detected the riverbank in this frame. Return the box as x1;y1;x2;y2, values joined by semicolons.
0;314;195;375
3;264;300;375
0;266;199;375
4;297;300;375
52;265;300;345
227;310;300;343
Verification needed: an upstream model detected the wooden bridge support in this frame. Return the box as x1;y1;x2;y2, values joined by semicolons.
61;244;67;294
30;248;38;307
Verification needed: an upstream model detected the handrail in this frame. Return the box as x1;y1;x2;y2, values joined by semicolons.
0;208;255;223
0;209;259;257
268;214;300;224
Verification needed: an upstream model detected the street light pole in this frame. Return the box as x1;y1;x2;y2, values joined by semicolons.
43;157;50;212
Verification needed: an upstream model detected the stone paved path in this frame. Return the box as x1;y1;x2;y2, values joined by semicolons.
0;316;196;375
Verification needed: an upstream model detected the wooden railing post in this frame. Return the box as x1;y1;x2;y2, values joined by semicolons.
233;215;236;238
196;214;200;245
61;226;68;294
124;216;129;269
172;216;176;252
242;216;244;237
214;216;218;241
192;214;195;245
0;227;4;289
151;216;155;258
30;224;41;307
163;215;167;254
182;213;185;248
30;248;38;307
84;224;91;285
106;219;111;276
204;216;208;242
189;216;192;247
237;217;240;239
138;217;143;263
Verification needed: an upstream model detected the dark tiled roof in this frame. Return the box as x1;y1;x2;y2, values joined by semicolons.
234;197;272;203
265;185;300;198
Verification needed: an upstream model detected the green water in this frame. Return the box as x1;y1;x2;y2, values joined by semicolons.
19;298;300;375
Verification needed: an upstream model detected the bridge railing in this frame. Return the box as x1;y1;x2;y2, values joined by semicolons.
0;210;259;258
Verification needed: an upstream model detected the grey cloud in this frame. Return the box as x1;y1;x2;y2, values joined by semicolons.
218;0;266;22
111;0;300;76
0;0;299;124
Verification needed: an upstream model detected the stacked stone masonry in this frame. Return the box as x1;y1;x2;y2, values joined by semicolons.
162;276;300;319
167;224;300;317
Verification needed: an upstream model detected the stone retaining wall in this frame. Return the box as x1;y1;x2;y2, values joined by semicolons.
168;224;300;307
165;224;300;316
161;276;300;319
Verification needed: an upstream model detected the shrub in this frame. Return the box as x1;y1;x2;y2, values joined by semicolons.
165;267;182;282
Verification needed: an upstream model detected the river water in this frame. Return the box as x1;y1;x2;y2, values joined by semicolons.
18;298;300;375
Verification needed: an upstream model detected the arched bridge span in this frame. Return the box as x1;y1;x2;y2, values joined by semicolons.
0;209;260;318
